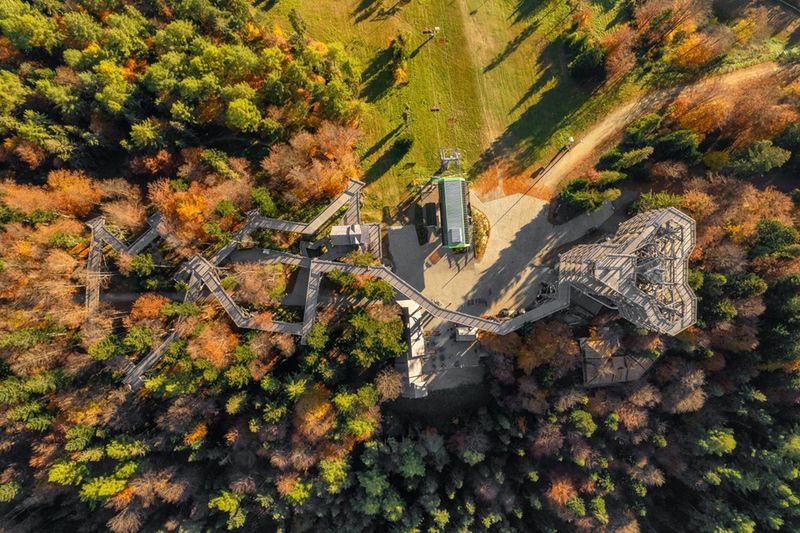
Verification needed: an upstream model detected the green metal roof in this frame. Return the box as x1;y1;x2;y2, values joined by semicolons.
437;177;470;248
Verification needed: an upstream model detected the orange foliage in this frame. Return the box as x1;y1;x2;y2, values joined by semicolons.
671;96;733;134
183;422;208;445
670;29;732;69
0;221;85;328
13;140;47;169
603;25;637;80
186;321;239;369
148;166;253;253
546;474;578;506
670;78;799;148
0;181;61;214
253;311;274;329
616;402;648;431
275;474;300;497
481;321;579;375
683;175;794;265
125;294;169;329
262;122;361;204
130;149;174;176
0;36;19;62
102;200;146;231
293;385;335;443
175;193;206;224
47;170;102;216
752;256;800;282
29;218;84;246
679;190;716;220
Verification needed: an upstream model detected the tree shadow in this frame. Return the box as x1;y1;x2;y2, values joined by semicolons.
509;61;555;114
485;2;570;73
484;20;539;73
362;123;403;161
409;35;434;59
604;1;634;31
470;71;590;178
360;48;394;103
254;0;277;10
372;0;412;21
351;0;384;23
789;25;800;47
352;0;410;23
511;0;558;24
363;138;412;184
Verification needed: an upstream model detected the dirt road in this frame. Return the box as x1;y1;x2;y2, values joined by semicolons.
522;62;785;197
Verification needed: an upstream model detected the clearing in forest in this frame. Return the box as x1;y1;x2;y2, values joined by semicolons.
269;0;796;218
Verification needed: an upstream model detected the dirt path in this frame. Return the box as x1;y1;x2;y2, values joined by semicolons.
500;61;786;199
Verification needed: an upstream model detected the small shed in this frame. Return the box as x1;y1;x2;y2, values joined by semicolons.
330;224;363;247
455;327;478;342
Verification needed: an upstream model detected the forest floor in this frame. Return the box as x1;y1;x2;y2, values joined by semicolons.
267;0;798;219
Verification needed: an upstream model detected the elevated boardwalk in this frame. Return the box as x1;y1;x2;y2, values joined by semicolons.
258;249;570;335
184;256;304;335
207;179;364;267
85;214;166;313
300;266;324;343
123;330;180;390
108;179;694;393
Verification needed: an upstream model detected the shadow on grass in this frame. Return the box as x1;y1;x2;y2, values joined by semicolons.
254;0;277;10
511;0;559;24
409;35;434;59
509;43;560;113
790;26;800;46
362;123;403;160
361;48;395;103
605;1;634;31
363;137;413;184
351;0;383;23
352;0;411;23
485;2;569;72
484;22;538;73
372;0;412;21
470;71;592;178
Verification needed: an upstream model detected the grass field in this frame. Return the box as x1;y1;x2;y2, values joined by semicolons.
266;0;797;220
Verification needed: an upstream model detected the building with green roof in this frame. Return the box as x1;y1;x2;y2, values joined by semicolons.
434;175;471;249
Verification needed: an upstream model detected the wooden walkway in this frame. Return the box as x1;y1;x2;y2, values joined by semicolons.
208;179;364;266
258;249;571;335
85;214;166;313
108;178;574;389
117;183;364;388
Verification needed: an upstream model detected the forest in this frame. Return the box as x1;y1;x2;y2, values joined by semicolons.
1;0;800;532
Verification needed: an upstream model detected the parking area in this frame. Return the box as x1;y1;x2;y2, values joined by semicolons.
388;191;628;319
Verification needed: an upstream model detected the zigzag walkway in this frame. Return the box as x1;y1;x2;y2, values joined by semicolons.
207;179;364;266
117;182;363;387
184;256;304;335
124;256;306;389
258;249;571;335
85;214;165;312
301;264;324;340
123;246;569;387
123;330;180;390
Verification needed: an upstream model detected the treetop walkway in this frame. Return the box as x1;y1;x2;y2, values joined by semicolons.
84;179;694;392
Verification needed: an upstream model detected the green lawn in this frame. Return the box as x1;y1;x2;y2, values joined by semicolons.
265;0;792;220
264;0;632;218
